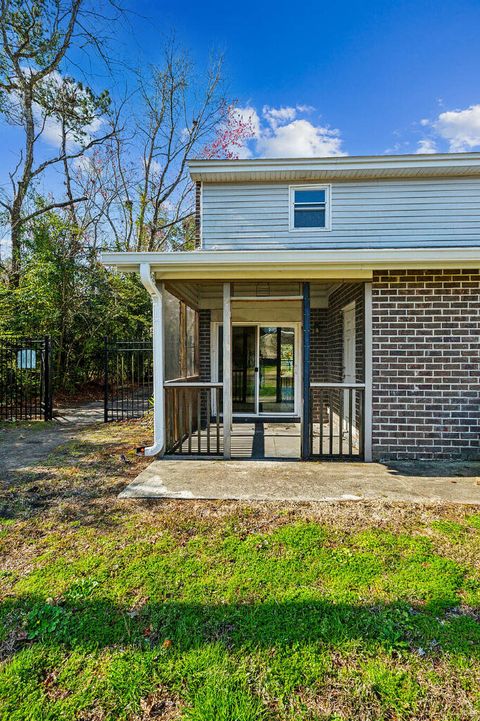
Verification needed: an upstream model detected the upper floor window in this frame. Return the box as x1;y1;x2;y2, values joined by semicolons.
289;185;331;231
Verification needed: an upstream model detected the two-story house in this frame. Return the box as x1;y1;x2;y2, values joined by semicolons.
102;152;480;463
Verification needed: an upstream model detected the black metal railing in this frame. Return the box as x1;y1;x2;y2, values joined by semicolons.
232;368;247;404
164;381;223;456
104;338;153;422
310;382;365;459
0;336;52;421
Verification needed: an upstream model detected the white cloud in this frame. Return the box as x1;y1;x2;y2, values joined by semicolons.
231;104;345;158
417;104;480;153
296;104;315;114
262;105;297;129
416;138;437;154
257;118;344;158
433;104;480;152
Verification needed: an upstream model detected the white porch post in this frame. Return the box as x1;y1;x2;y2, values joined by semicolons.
364;282;373;462
139;264;165;456
223;282;232;459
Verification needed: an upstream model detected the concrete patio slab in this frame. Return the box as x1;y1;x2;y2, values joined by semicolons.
119;458;480;504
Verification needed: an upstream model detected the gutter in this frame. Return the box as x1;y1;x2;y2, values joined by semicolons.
138;263;165;457
101;246;480;270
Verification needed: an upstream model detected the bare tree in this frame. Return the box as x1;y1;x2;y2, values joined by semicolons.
0;0;119;281
75;43;254;253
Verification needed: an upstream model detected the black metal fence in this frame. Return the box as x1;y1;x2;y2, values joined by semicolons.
104;338;153;422
309;383;365;459
0;336;53;421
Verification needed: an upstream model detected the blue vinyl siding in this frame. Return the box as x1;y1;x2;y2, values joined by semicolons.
201;178;480;250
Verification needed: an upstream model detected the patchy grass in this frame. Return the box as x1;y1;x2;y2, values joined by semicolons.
0;419;52;432
1;421;480;720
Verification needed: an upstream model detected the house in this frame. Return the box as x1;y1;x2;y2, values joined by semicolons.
101;152;480;463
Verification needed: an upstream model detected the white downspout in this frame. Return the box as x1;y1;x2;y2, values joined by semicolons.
139;263;165;456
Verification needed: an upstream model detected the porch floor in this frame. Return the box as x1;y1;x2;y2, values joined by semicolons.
169;419;360;459
120;458;480;504
171;421;301;459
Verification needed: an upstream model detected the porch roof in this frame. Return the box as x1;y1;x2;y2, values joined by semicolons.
100;247;480;281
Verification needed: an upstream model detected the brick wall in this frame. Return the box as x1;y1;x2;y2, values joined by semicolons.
324;283;365;384
310;283;365;423
199;309;211;381
198;309;211;423
310;284;365;383
372;269;480;461
310;308;328;381
310;307;328;421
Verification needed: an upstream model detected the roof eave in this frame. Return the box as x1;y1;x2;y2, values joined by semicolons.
188;152;480;182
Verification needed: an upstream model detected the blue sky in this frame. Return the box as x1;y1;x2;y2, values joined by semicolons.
1;0;480;238
104;0;480;157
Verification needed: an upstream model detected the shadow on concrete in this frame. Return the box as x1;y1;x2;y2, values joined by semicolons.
385;460;480;479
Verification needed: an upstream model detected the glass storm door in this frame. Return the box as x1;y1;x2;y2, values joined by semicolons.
232;326;256;413
218;325;296;415
258;327;295;414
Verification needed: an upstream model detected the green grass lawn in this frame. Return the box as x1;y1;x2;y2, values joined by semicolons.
1;421;480;720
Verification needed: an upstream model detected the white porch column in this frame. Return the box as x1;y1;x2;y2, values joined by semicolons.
223;282;232;459
364;281;373;462
140;264;165;456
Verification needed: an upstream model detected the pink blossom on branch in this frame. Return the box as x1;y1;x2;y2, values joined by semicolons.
201;103;256;159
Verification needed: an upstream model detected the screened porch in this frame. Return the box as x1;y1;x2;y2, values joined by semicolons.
159;279;371;461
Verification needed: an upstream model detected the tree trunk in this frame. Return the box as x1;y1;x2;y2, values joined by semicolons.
9;203;22;285
9;84;35;286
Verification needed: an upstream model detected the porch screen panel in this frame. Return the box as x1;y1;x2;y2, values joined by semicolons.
164;292;181;381
186;306;198;378
164;291;199;381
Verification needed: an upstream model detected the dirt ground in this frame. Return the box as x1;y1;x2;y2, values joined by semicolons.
0;401;104;481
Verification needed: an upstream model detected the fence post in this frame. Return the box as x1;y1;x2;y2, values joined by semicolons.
104;336;109;423
43;335;52;421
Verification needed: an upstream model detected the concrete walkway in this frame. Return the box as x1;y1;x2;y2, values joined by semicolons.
120;458;480;504
0;401;104;481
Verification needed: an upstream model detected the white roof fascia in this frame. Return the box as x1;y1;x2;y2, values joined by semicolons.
100;248;480;280
187;152;480;182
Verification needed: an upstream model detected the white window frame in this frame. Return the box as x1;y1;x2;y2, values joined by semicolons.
289;184;332;232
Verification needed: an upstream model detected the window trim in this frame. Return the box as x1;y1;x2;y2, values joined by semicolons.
288;184;332;232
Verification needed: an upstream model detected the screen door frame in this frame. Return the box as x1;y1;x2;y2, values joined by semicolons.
212;321;301;417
